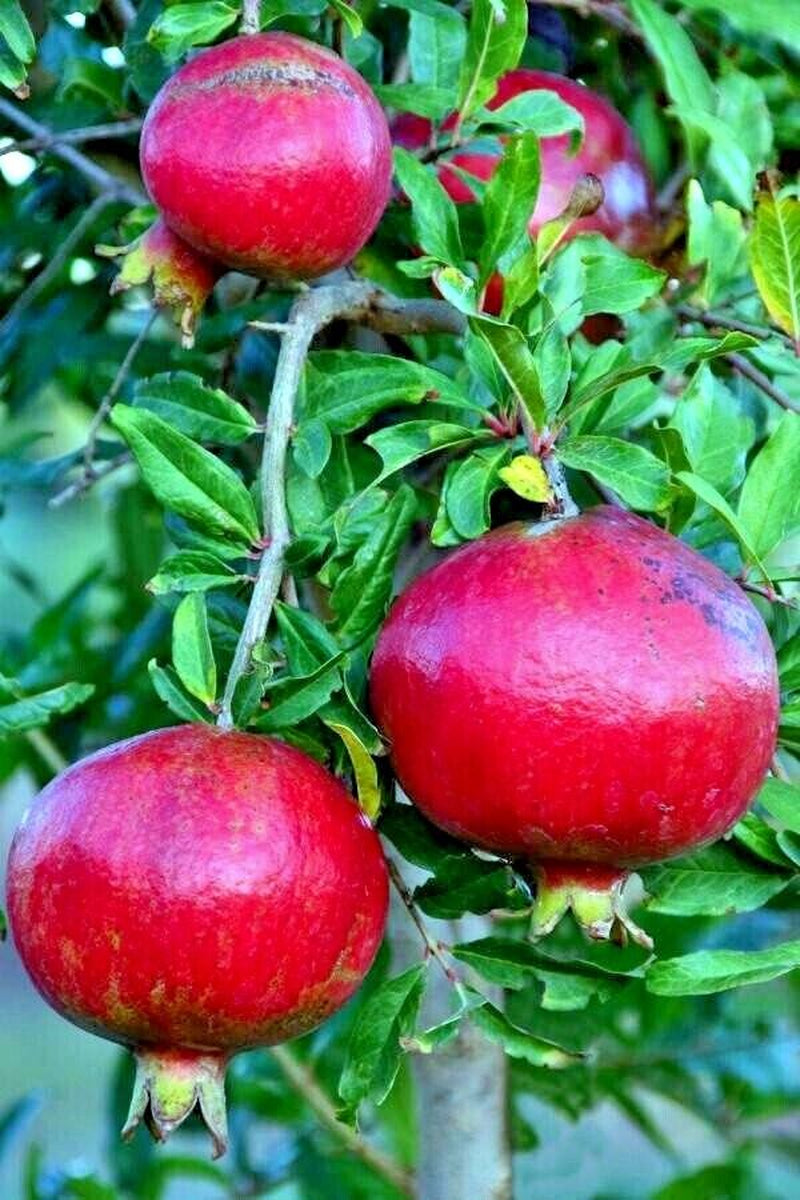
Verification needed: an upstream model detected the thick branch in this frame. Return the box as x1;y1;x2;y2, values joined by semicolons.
241;0;261;34
726;352;799;415
216;282;462;729
268;1044;414;1196
0;98;145;205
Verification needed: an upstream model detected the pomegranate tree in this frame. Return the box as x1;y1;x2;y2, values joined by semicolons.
393;69;655;252
140;32;392;279
370;508;779;948
6;725;388;1156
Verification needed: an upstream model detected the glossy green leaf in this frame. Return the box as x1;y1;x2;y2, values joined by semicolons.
111;406;259;547
457;0;527;119
642;843;790;916
0;1;35;64
172;593;216;706
366;421;486;483
0;682;94;735
445;443;511;539
479;133;540;285
469;997;581;1068
757;777;800;832
485;89;584;139
255;655;345;732
327;721;381;819
148;660;212;724
339;964;428;1111
469;316;544;429
133;373;259;445
676;471;768;576
147;551;242;595
750;187;800;347
557;435;672;511
393;146;464;266
737;412;800;559
147;2;239;62
647;940;800;996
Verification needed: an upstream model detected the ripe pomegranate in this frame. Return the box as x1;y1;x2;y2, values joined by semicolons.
99;217;220;347
393;69;655;254
140;32;392;279
370;507;779;947
6;725;388;1156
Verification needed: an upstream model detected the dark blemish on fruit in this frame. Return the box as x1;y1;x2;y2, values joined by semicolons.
172;64;356;100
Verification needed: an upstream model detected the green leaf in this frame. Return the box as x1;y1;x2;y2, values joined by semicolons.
670;107;753;212
646;940;800;997
479;133;540;285
686;179;748;307
680;0;800;53
469;315;545;429
557;436;672;512
111;406;259;547
0;48;28;95
133;373;259;445
393;146;464;266
0;1;35;63
330;486;418;645
457;0;527;119
578;237;666;316
501;243;540;318
737;413;800;560
328;0;363;37
669;365;753;493
148;660;212;724
60;59;124;111
453;937;634;1010
274;602;340;675
416;858;530;919
757;777;800;832
485;89;584;139
469;997;581;1068
750;185;800;347
339;964;428;1111
172;594;216;706
642;843;790;916
147;551;242;595
732;812;795;869
445;443;511;539
375;83;454;120
0;682;94;735
304;352;474;435
147;2;240;62
327;721;381;819
675;471;768;577
407;7;466;91
255;656;345;733
534;319;571;419
498;454;552;503
366;421;487;483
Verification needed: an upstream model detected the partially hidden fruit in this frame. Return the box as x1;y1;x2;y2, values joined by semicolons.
6;725;388;1156
98;217;219;347
393;69;655;253
140;32;392;280
370;507;779;948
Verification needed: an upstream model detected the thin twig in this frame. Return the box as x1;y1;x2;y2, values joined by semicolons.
216;282;463;729
387;858;468;1002
49;453;132;509
676;304;790;345
726;353;799;415
535;0;642;40
657;164;690;213
240;0;261;34
0;194;115;336
0;119;143;156
83;310;157;476
739;580;799;612
268;1044;414;1196
25;728;68;775
0;98;145;205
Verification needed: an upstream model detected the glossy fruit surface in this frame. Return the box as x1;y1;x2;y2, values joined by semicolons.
7;724;388;1154
393;69;654;252
141;32;392;278
371;507;778;868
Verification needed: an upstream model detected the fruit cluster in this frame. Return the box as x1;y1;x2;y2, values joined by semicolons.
4;29;779;1162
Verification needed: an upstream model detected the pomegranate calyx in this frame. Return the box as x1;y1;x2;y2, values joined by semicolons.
122;1047;229;1158
98;218;219;348
529;862;653;951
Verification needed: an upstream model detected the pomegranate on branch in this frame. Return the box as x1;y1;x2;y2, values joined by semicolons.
370;508;779;949
6;725;388;1156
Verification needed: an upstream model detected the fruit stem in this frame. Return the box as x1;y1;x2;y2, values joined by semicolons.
122;1047;229;1158
216;283;465;730
240;0;262;35
529;861;653;951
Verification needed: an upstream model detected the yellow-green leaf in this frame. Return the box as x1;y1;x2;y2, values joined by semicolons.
750;185;800;350
327;721;382;820
498;455;553;503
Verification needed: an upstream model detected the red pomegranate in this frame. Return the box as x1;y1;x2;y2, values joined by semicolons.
140;32;392;279
6;725;388;1155
370;508;778;947
393;69;655;253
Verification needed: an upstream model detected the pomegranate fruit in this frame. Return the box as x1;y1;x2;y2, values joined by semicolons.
140;32;392;279
6;725;388;1155
370;507;779;947
99;217;220;347
393;69;655;255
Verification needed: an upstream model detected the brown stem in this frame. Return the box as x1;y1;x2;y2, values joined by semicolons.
676;303;790;345
387;858;468;1001
268;1044;414;1196
0;119;143;156
725;353;799;415
49;453;132;509
739;580;799;612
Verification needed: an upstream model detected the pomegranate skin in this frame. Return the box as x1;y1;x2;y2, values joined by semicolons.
7;725;388;1051
370;508;779;868
393;69;655;253
140;33;392;278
